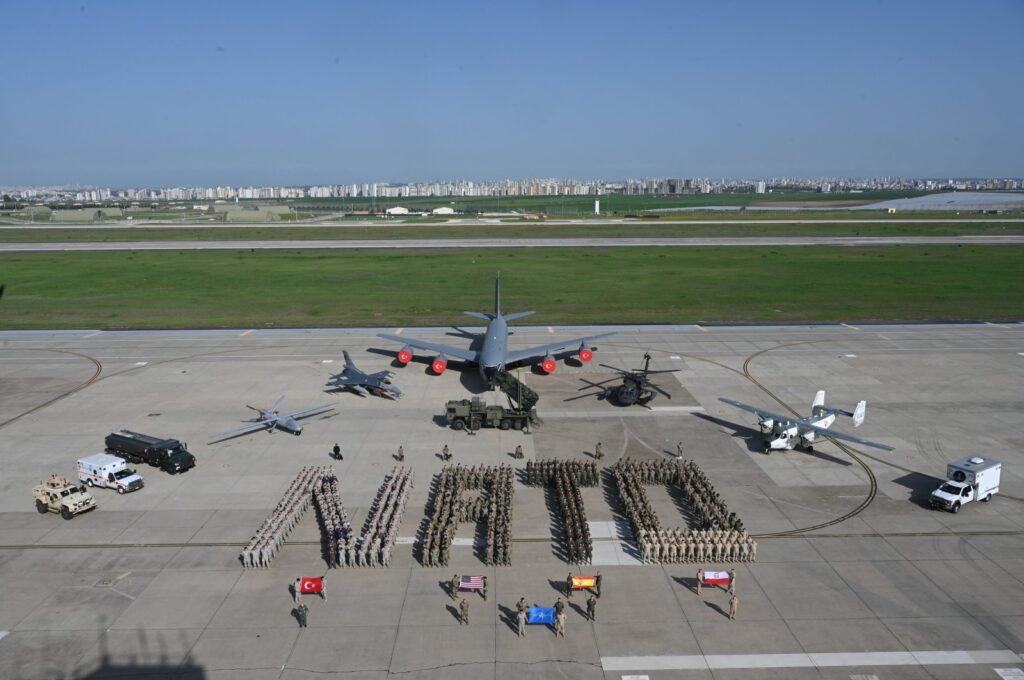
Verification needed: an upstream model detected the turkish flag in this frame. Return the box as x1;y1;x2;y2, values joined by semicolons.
300;577;323;593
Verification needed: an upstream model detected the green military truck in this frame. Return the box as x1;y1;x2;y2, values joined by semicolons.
444;370;541;432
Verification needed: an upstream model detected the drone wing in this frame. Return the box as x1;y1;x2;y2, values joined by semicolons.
284;404;335;421
209;420;270;442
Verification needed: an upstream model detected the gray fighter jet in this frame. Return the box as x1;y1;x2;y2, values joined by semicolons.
209;396;334;442
377;275;615;386
327;351;402;399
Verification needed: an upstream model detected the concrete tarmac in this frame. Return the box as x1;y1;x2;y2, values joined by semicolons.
2;234;1024;252
0;323;1022;679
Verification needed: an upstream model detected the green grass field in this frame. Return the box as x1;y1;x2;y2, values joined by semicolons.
0;247;1020;329
1;220;1022;243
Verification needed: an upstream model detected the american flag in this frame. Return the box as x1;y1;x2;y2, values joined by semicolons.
460;575;484;591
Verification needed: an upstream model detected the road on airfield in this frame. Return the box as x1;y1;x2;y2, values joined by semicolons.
3;234;1024;252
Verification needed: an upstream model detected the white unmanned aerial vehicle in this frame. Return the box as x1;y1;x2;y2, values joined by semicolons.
719;390;893;454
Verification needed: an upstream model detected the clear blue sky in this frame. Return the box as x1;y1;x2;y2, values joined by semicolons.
2;0;1022;186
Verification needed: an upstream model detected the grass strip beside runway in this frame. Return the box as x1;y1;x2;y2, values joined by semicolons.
1;220;1024;243
0;246;1021;329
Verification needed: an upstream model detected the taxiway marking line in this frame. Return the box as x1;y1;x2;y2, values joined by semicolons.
601;649;1023;672
841;323;860;330
395;327;404;335
0;631;7;643
83;331;103;338
987;321;1013;329
696;325;708;332
239;329;254;336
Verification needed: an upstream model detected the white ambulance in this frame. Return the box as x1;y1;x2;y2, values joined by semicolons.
77;453;145;494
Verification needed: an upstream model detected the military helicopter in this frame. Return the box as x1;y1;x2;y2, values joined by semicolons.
567;352;679;407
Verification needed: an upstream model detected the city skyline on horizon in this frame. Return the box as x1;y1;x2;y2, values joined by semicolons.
2;1;1022;186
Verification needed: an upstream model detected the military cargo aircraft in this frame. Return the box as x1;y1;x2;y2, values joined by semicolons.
210;396;334;442
719;390;893;454
377;275;615;386
327;351;402;399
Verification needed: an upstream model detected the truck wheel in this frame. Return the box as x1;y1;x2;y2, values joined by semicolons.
452;419;466;431
983;493;992;502
117;487;125;495
499;419;511;430
952;502;961;514
512;420;523;431
61;507;73;520
36;500;48;514
86;478;93;487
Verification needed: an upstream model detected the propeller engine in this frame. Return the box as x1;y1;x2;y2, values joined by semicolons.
431;354;448;374
541;353;557;374
397;346;413;365
578;343;593;363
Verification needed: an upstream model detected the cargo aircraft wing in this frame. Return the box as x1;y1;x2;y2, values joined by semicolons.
376;333;479;362
718;398;794;425
800;421;894;451
505;332;617;365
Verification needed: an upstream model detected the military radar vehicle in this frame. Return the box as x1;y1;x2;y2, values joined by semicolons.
569;352;679;407
445;370;541;432
32;474;97;520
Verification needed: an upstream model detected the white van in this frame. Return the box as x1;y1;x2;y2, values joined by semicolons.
929;455;1000;513
77;453;145;494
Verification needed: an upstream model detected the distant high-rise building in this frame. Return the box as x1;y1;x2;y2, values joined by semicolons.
756;181;767;194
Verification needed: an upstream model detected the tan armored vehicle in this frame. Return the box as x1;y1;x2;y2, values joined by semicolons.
32;474;97;520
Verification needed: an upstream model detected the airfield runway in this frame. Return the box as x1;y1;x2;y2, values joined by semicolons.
2;235;1024;252
0;323;1022;679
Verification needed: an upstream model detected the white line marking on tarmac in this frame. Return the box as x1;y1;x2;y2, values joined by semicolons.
670;355;682;360
841;323;860;330
395;328;404;335
987;321;1012;329
995;668;1024;679
134;361;148;366
696;325;708;332
0;631;7;643
548;326;555;334
601;649;1023;672
239;329;254;336
83;331;103;338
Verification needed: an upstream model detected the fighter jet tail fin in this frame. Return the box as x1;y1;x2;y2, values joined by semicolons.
812;390;826;411
343;350;356;369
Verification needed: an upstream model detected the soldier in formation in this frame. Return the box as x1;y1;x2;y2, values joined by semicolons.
241;465;320;569
611;458;757;566
525;459;599;487
422;463;514;567
586;594;597;621
315;465;413;569
459;598;469;625
524;460;597;565
296;602;309;628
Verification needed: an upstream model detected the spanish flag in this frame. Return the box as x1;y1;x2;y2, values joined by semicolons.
571;575;597;589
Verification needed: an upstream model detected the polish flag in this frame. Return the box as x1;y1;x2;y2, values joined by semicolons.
703;571;730;586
